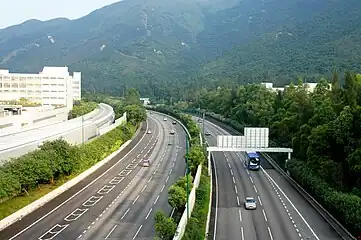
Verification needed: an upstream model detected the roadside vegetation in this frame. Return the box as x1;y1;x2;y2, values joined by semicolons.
68;100;98;119
150;106;210;240
0;89;146;220
183;72;361;236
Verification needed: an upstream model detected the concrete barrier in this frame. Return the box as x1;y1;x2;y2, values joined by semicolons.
0;106;120;162
0;139;132;232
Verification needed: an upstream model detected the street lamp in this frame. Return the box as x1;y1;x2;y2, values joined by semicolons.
185;133;189;220
82;115;84;145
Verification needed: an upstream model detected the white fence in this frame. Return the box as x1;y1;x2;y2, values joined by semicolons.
0;105;123;162
99;112;127;135
0;107;69;134
173;165;202;240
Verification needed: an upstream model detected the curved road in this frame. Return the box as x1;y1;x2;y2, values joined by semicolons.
0;112;186;240
202;118;341;240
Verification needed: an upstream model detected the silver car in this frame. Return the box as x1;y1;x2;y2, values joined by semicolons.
244;197;257;210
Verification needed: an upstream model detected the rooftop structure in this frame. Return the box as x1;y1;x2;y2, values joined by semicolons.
261;82;331;93
0;66;81;110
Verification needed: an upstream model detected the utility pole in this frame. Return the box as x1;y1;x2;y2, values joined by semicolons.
185;133;189;220
202;112;205;135
82;115;84;144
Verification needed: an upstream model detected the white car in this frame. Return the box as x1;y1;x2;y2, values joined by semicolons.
170;130;175;135
244;197;257;210
142;159;150;167
147;130;152;134
163;117;167;121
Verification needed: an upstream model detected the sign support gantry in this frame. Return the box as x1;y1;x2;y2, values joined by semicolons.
206;127;293;164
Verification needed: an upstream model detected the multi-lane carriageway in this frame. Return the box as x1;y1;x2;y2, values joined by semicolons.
202;118;342;240
0;112;186;240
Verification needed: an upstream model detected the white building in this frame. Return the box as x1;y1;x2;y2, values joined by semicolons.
0;66;81;110
261;82;331;93
140;98;150;106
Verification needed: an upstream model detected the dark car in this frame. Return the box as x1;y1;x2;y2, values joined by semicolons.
172;121;177;125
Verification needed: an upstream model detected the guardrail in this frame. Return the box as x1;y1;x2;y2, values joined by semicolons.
147;110;203;240
203;114;357;240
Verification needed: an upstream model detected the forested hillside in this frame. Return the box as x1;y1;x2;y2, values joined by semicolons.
2;0;361;98
189;73;361;235
198;0;361;87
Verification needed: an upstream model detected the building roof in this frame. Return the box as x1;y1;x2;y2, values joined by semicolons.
40;66;69;76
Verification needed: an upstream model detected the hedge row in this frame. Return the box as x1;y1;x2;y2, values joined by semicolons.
0;122;136;202
288;160;361;235
182;166;211;240
150;106;209;239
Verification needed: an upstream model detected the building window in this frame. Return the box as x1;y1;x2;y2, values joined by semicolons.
4;83;10;88
11;76;18;80
43;90;49;92
11;83;18;88
51;84;57;86
58;84;65;86
19;77;25;80
19;83;26;88
43;77;49;80
12;90;17;92
43;84;49;86
20;90;25;92
3;76;10;80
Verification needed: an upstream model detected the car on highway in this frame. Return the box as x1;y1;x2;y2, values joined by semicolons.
142;159;151;167
198;119;202;123
170;130;175;135
244;197;257;210
163;117;167;121
147;130;152;134
172;121;177;125
205;132;211;136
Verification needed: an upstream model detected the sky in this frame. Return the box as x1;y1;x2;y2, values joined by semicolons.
0;0;121;29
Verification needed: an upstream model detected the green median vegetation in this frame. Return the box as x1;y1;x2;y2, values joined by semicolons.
185;72;361;236
151;105;210;240
0;91;146;221
68;100;98;119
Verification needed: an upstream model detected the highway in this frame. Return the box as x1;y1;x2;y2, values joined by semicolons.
202;118;341;240
0;103;112;150
0;112;186;240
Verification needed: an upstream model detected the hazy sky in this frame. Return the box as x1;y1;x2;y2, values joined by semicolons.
0;0;121;29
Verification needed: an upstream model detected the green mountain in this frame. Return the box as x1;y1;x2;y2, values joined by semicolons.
1;0;361;98
199;0;361;87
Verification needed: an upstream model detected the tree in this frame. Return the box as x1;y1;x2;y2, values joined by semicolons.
124;88;141;105
154;211;177;240
168;185;187;209
124;104;146;125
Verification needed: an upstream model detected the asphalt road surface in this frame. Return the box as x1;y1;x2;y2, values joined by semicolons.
0;112;186;240
201;118;341;240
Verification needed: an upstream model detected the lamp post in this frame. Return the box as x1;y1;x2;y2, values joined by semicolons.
185;133;189;220
82;115;84;145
